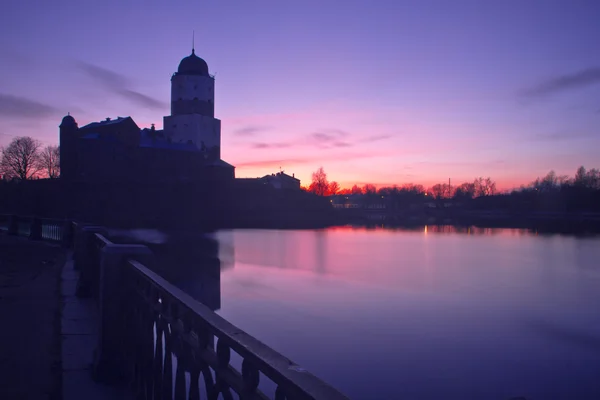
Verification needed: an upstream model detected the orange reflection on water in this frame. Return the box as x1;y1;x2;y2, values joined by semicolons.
325;224;539;237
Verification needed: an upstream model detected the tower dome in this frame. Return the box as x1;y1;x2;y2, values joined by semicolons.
177;49;209;76
60;113;77;127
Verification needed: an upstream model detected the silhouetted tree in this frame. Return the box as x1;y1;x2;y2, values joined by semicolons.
473;177;496;197
575;166;587;187
350;184;362;195
362;184;377;195
309;167;329;196
39;145;60;178
573;165;600;189
0;136;43;180
454;182;475;199
430;183;453;199
378;186;399;196
588;169;600;189
328;181;340;196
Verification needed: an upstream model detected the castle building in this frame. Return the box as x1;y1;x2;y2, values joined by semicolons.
164;49;220;156
59;49;233;183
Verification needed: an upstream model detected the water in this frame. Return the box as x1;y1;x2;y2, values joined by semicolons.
163;226;600;400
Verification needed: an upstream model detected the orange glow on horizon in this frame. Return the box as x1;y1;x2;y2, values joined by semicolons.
234;165;536;192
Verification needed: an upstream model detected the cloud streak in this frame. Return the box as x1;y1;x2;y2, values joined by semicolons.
360;134;392;143
530;130;596;142
77;61;167;110
235;151;390;168
309;129;350;148
0;93;57;118
244;128;392;150
521;67;600;98
412;159;506;169
233;125;272;136
120;89;165;109
251;142;292;149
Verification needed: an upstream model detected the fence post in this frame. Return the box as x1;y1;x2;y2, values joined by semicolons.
92;243;153;385
29;217;43;241
75;226;107;298
7;214;18;236
61;220;74;248
72;223;83;270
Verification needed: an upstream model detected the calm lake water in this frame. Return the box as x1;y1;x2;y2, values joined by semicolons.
161;226;600;400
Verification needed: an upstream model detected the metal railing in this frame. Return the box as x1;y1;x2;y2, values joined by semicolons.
2;214;349;399
0;214;71;244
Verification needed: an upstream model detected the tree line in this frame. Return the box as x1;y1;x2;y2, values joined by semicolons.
304;166;600;209
304;166;500;199
0;136;60;180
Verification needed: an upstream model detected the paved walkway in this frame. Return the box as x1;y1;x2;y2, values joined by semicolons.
61;252;128;400
0;234;129;400
0;234;63;400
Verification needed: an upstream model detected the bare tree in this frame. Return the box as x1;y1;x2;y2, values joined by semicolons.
574;165;600;189
454;182;476;199
430;183;453;199
401;183;425;195
362;183;377;195
350;184;362;195
574;166;587;186
39;145;60;178
308;167;329;196
473;177;497;197
328;181;340;196
0;136;43;180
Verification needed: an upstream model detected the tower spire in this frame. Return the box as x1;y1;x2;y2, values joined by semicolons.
192;30;195;54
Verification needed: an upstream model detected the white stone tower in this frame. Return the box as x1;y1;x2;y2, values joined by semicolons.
163;48;221;158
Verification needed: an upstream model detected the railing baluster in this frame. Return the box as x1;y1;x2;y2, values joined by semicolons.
162;302;175;400
174;349;186;399
215;339;233;400
274;386;286;400
153;314;165;398
173;317;189;400
189;366;201;400
130;270;152;399
144;286;156;398
241;359;260;399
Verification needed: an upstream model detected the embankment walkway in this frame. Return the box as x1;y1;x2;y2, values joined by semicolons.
0;234;126;400
0;234;63;399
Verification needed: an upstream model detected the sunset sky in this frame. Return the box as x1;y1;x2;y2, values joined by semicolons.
1;0;599;189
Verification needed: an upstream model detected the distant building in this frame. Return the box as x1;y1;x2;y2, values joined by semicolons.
59;48;233;183
331;194;362;209
260;172;301;190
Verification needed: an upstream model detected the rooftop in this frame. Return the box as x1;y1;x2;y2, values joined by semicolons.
80;116;132;130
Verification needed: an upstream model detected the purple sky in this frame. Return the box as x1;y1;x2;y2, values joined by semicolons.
1;0;599;189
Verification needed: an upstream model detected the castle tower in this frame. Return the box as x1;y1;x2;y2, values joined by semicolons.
163;48;221;159
59;113;78;180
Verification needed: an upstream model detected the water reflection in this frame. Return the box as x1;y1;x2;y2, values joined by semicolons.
212;225;600;400
315;230;327;275
331;223;600;238
146;231;232;311
332;224;542;236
